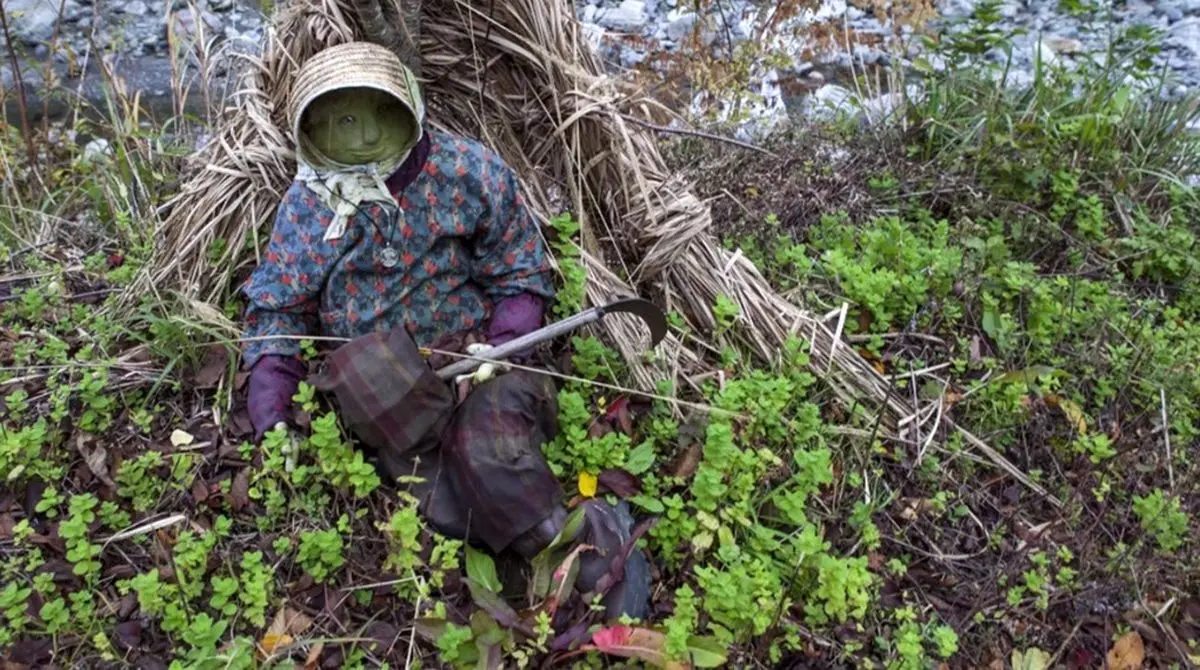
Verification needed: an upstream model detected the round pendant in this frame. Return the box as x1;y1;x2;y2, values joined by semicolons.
379;246;400;268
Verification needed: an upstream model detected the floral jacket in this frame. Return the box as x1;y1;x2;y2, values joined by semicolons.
240;128;557;371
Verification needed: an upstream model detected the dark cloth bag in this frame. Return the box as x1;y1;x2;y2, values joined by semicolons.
311;327;564;553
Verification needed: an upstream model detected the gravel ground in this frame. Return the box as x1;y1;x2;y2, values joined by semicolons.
3;0;1198;132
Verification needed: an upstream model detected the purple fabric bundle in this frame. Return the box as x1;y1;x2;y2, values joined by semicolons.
247;293;545;440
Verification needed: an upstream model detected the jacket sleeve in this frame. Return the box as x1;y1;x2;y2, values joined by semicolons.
240;183;340;370
470;154;557;303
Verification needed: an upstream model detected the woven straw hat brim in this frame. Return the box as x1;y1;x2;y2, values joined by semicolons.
289;42;426;169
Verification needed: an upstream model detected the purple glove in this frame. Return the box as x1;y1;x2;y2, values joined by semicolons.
486;293;545;356
247;355;307;441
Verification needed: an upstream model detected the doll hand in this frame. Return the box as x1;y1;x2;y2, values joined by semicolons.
454;342;507;386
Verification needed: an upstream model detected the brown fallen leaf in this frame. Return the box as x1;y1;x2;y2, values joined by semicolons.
260;605;315;658
230;468;251;511
74;433;116;489
227;409;254;440
0;513;15;540
969;335;984;362
668;441;702;480
193;345;230;389
303;642;324;670
897;497;934;521
1106;631;1144;670
587;420;613;440
191;477;210;504
597;469;643;498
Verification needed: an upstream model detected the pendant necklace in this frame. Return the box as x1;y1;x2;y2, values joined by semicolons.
369;202;402;268
378;237;400;268
332;191;402;269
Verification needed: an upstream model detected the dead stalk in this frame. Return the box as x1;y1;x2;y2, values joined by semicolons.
0;0;38;165
1160;387;1174;490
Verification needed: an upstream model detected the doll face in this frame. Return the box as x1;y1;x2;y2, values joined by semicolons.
301;87;416;166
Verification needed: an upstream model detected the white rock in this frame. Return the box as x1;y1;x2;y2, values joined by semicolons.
596;0;648;32
666;10;698;40
578;21;606;53
860;85;924;125
800;83;857;121
81;138;112;163
621;48;647;68
1033;39;1061;67
1168;17;1200;56
121;0;148;15
7;0;83;44
581;3;597;23
1043;35;1084;54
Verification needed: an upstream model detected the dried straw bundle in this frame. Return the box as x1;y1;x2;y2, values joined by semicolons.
136;0;897;416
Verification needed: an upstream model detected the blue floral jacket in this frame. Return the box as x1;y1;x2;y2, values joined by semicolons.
240;129;556;369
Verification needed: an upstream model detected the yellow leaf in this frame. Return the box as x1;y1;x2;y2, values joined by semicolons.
259;605;314;659
578;472;598;498
1045;394;1087;435
1011;647;1052;670
260;633;293;655
1107;631;1145;670
170;429;195;447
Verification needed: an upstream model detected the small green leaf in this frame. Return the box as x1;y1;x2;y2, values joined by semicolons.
996;365;1065;385
624;441;656;475
630;494;665;514
981;308;999;339
465;545;502;594
686;634;730;667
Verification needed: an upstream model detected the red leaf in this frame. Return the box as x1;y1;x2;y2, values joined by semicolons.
543;543;593;616
597;469;643;497
605;397;635;436
585;626;675;668
114;620;142;651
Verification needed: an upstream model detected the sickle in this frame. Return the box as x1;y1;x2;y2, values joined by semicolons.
434;297;668;380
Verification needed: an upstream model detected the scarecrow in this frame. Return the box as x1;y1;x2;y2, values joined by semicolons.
238;42;650;619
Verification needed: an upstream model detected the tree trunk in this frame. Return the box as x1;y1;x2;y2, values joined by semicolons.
353;0;422;77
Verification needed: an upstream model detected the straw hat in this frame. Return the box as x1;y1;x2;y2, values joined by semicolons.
288;41;426;170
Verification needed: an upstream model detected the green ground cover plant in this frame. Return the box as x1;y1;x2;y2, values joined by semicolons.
1;0;1199;667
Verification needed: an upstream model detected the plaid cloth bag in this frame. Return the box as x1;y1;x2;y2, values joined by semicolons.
311;326;564;552
310;327;455;466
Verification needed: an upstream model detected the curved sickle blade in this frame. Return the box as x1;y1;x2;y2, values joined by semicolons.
597;298;668;348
